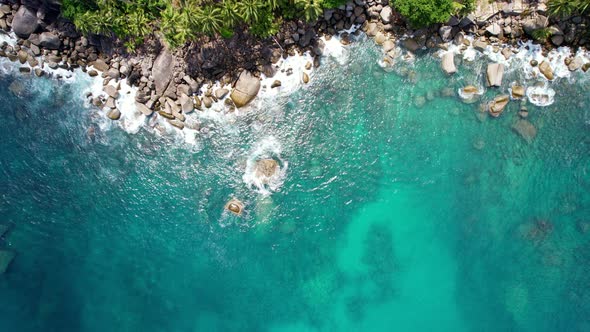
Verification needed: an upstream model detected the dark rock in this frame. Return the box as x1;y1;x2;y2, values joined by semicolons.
152;50;175;96
12;6;38;38
271;80;281;88
39;32;60;49
225;199;244;216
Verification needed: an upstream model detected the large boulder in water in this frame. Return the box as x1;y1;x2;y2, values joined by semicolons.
230;70;260;108
512;119;537;143
486;63;504;87
12;6;38;38
539;61;554;80
152;50;175;96
0;250;15;274
441;53;457;75
225;199;244;216
255;159;279;179
488;95;509;117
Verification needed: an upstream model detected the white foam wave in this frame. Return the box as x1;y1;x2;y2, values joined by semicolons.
242;136;288;196
526;84;556;106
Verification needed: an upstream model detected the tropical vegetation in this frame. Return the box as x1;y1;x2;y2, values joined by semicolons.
547;0;590;18
61;0;348;50
390;0;474;28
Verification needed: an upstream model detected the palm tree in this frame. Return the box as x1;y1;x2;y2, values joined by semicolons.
295;0;323;22
236;0;263;24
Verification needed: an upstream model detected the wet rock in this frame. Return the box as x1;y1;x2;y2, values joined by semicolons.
103;85;119;99
501;48;512;60
539;61;554;80
179;93;193;113
225;199;244;216
17;50;28;64
486;63;504;87
374;32;386;45
511;85;525;99
39;32;60;50
463;85;479;94
169;119;184;129
0;250;15;274
202;96;213;108
107;68;120;80
91;59;109;72
34;68;44;77
230;70;260;108
488;95;509;117
382;39;395;52
473;40;488;52
441;53;456;74
158;110;174;119
530;59;539;67
105;97;116;109
568;57;584;71
214;88;229;99
439;25;453;42
302;72;310;84
583;63;590;72
271;80;281;88
512;119;537;143
19;67;31;73
12;6;38;38
135;102;153;116
255;159;279;180
107;108;121;120
88;69;98;77
402;38;420;52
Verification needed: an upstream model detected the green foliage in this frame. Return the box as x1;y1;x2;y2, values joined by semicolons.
62;0;351;49
390;0;454;27
531;27;552;42
453;0;476;17
548;0;590;17
321;0;348;9
250;8;282;38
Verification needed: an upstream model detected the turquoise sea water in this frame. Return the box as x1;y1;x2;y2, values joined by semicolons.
1;38;589;331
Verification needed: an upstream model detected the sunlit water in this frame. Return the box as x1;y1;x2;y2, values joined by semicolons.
1;37;589;332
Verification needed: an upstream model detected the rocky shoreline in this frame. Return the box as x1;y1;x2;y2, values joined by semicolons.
0;0;589;129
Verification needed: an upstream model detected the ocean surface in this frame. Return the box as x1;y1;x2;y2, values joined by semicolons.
1;34;589;332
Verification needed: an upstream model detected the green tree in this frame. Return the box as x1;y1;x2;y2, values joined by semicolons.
390;0;454;27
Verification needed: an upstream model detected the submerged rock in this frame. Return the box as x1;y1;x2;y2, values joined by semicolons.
511;85;525;99
0;250;15;274
512;119;537;143
230;70;261;108
225;199;244;216
488;95;509;117
0;224;9;238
